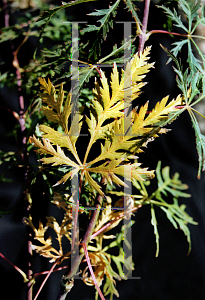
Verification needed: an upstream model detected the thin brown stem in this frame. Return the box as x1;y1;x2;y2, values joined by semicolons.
56;177;106;300
13;39;33;300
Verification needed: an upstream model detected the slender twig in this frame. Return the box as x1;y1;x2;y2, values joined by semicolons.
0;252;28;282
71;171;84;251
68;193;103;279
2;0;9;27
90;205;141;241
12;37;33;300
138;0;150;54
82;243;105;300
33;260;59;300
3;4;32;298
56;177;106;300
33;264;70;278
148;29;188;38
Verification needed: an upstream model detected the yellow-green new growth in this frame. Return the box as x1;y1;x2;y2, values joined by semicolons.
30;47;182;195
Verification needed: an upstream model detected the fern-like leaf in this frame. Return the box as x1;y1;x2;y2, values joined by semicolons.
82;0;121;59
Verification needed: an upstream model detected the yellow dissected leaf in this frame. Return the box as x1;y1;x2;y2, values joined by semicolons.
88;159;154;188
39;125;81;165
24;218;63;262
84;47;154;164
29;135;80;170
144;94;182;126
37;77;82;165
24;214;71;262
38;78;71;133
84;171;104;195
82;252;107;287
88;93;182;167
56;167;79;185
93;196;123;235
46;216;71;252
32;49;183;197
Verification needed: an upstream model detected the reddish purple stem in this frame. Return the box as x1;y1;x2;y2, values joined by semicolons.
138;0;150;54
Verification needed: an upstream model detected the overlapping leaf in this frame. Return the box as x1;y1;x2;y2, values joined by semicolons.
31;48;183;195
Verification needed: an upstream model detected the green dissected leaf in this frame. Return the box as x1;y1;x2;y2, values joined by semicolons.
160;197;194;254
159;1;205;73
156;161;191;198
188;109;205;178
166;39;188;64
78;66;97;90
187;40;204;74
147;161;196;255
82;0;121;59
179;0;201;32
161;42;205;177
123;0;141;24
158;4;188;32
82;0;120;39
0;28;19;43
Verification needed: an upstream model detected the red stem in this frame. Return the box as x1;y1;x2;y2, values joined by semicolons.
3;4;32;298
149;29;188;37
0;252;27;279
33;264;70;278
90;206;140;241
82;243;105;300
33;260;59;300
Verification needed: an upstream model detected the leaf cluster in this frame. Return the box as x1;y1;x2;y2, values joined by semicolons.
1;1;204;300
28;45;196;299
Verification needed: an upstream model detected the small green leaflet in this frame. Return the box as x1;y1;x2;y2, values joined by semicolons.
123;0;141;24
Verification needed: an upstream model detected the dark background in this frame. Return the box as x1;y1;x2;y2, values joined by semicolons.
0;1;205;299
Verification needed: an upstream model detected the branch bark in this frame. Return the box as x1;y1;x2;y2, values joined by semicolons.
138;0;151;54
56;177;106;300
